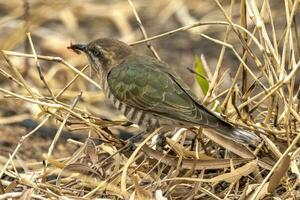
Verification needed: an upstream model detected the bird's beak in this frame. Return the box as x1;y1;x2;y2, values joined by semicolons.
68;43;87;54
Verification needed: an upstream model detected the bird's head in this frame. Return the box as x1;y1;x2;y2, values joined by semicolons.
69;38;133;74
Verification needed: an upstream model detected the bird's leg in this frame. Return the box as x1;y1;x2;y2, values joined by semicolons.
126;130;145;143
156;134;167;148
195;127;211;156
119;127;170;152
154;127;178;150
133;127;170;150
120;130;146;152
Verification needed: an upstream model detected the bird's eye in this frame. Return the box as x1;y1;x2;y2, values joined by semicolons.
92;49;100;56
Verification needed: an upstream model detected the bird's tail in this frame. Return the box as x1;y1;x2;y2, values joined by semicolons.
230;128;260;145
216;124;261;145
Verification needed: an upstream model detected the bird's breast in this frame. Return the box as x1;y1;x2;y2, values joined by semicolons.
103;78;161;131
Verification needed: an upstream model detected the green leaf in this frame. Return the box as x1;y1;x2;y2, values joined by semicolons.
194;55;209;95
194;55;220;112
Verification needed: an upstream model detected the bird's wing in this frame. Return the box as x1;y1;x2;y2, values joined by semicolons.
107;54;222;127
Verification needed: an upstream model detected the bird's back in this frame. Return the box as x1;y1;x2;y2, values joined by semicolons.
105;53;233;130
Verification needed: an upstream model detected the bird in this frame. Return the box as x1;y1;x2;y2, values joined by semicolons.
68;38;260;145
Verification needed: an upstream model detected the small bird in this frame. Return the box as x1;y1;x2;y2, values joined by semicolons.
69;38;260;145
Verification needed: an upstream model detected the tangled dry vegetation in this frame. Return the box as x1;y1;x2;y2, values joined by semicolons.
0;0;300;199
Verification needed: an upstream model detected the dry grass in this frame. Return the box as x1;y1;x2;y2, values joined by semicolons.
0;0;299;199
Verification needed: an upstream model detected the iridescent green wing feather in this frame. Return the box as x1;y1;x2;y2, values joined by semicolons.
107;54;222;127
